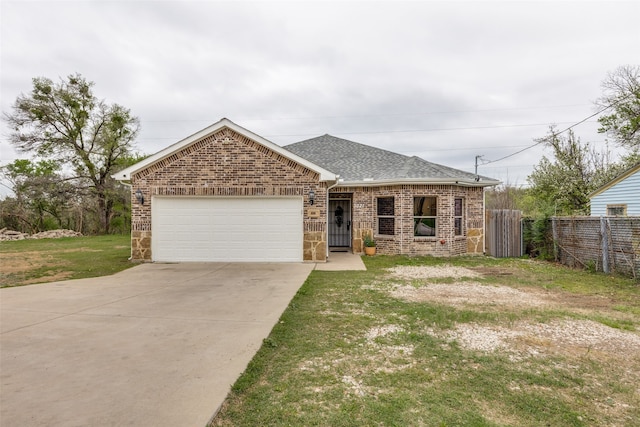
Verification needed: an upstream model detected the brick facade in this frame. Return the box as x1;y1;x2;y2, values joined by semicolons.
334;185;484;257
130;128;327;261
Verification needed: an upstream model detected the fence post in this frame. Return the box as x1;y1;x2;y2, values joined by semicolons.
521;218;524;257
600;216;609;274
606;217;616;274
551;217;559;262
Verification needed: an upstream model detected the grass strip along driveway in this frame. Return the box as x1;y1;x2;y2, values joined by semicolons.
212;256;640;427
0;235;133;287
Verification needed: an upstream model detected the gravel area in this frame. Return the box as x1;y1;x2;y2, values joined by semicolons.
438;319;640;358
387;265;482;280
390;282;548;308
386;265;640;360
519;319;640;353
364;324;404;341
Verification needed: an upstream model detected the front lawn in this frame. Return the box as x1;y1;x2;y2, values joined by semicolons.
211;256;640;427
0;235;133;287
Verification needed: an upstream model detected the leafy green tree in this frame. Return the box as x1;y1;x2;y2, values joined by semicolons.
485;184;554;218
527;128;621;215
0;197;25;232
1;159;74;232
3;74;139;234
485;185;526;210
597;65;640;149
106;152;149;234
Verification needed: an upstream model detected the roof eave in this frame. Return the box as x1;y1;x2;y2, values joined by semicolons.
336;178;501;188
587;163;640;199
111;118;337;182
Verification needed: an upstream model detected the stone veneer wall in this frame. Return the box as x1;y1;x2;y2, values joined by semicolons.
337;184;485;257
130;127;327;262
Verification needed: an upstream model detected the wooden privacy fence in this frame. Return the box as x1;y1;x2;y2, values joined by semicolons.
485;209;522;258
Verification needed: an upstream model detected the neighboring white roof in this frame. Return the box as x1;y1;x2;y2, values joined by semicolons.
112;118;338;182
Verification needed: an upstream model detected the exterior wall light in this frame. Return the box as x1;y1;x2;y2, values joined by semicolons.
309;189;315;205
135;189;144;205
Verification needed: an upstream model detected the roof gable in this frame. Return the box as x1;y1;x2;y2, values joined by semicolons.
113;118;337;182
588;163;640;199
285;134;499;186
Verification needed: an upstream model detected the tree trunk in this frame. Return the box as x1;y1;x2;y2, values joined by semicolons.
95;186;111;235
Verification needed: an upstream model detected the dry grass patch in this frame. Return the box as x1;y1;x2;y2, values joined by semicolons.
0;235;132;287
385;262;640;425
387;264;481;280
299;323;416;383
434;319;640;358
391;281;548;308
389;265;640;380
0;251;73;285
0;251;66;274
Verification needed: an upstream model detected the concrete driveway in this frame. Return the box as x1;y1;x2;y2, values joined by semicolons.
0;262;314;427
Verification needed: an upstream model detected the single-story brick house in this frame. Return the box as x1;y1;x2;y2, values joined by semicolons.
113;118;500;262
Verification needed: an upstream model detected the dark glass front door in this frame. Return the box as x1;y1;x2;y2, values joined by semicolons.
328;199;351;247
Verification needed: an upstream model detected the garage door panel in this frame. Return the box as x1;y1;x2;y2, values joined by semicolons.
152;197;303;262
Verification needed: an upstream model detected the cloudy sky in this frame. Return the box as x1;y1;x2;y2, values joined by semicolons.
1;0;638;195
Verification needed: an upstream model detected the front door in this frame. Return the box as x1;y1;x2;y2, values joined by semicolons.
329;199;351;248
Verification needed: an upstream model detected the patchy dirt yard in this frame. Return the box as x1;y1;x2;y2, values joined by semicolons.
386;265;640;356
0;236;131;287
384;264;640;415
0;251;73;285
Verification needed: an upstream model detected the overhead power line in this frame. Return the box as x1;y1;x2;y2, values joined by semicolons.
124;120;596;142
483;94;633;165
266;121;596;138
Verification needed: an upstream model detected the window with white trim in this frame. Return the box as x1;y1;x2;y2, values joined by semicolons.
414;196;437;236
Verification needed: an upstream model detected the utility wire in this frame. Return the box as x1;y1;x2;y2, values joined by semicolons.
266;121;593;138
108;119;594;142
483;94;632;165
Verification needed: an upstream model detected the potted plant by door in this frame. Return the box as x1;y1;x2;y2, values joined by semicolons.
363;233;376;256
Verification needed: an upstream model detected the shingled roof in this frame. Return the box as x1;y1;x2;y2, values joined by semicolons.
285;134;499;187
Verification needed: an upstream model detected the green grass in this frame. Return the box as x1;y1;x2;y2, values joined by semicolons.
0;235;133;287
211;256;640;427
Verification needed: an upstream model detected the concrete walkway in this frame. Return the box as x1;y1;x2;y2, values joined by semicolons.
0;263;313;427
314;251;367;271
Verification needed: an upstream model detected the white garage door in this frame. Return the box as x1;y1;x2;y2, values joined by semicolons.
152;197;303;262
